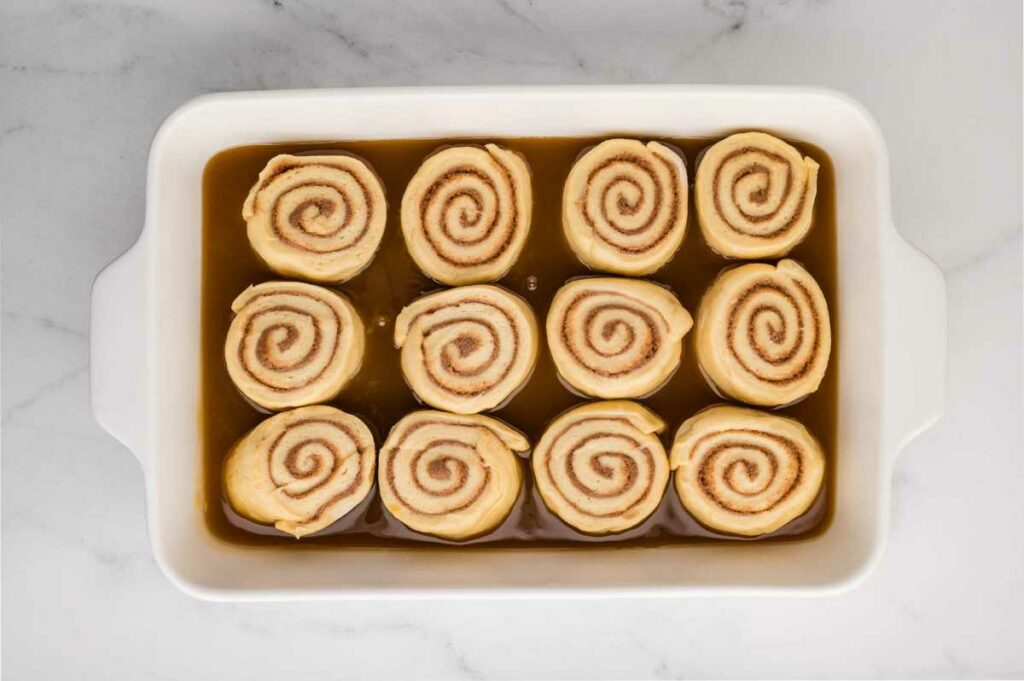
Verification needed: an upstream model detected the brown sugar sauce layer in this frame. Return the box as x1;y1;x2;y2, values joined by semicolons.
201;135;838;548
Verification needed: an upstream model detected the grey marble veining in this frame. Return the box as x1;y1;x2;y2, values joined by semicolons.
1;0;1022;678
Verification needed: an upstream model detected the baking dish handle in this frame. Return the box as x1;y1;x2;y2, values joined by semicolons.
91;238;149;465
881;227;947;461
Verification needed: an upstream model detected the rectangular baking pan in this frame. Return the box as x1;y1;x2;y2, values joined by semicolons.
90;85;946;600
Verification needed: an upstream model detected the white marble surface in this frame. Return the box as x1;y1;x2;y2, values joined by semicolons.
2;0;1022;678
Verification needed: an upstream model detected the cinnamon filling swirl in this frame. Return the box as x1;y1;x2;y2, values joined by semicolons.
378;411;527;540
532;401;669;534
224;405;376;538
695;260;831;406
671;405;825;536
243;154;387;282
547;278;692;398
225;281;365;411
401;144;532;285
695;132;819;259
562;139;688;275
394;285;538;414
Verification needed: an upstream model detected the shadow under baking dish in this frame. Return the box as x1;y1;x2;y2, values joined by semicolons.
200;135;839;548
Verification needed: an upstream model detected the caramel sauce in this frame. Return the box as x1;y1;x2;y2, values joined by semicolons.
201;135;838;548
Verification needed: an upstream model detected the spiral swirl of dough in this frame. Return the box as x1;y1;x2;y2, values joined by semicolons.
562;139;688;275
546;278;692;398
401;144;532;285
242;154;387;282
532;401;669;535
224;281;365;411
695;132;819;259
670;405;825;536
695;260;831;406
224;405;376;538
379;411;528;540
394;285;538;414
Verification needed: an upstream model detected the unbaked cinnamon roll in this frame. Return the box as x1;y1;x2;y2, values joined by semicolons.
379;411;527;540
546;278;692;398
243;154;387;283
695;260;831;406
670;405;825;536
394;285;538;414
400;144;532;285
562;139;688;275
695;132;819;259
224;405;376;538
225;281;365;411
532;401;669;534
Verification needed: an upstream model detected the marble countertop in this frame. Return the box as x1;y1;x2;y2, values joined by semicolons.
2;0;1021;678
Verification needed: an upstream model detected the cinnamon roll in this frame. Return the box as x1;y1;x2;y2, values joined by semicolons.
379;411;527;540
695;260;831;406
225;281;365;411
546;278;692;398
562;139;688;275
695;132;819;259
394;285;538;414
224;405;376;538
400;144;532;285
243;154;387;283
670;405;825;536
532;401;669;534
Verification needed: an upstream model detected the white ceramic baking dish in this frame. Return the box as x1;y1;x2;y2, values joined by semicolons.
91;85;946;600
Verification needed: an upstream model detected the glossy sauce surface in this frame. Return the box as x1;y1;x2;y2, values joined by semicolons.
201;135;838;548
